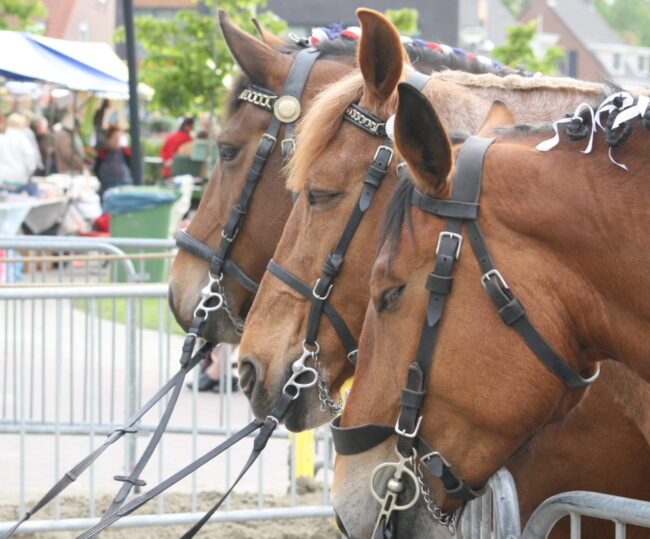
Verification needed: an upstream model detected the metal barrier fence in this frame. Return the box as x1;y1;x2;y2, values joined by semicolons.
0;236;334;535
521;491;650;539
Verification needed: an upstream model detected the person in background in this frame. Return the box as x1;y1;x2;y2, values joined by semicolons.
54;115;85;173
187;346;240;393
93;99;110;150
0;113;38;184
160;117;194;177
32;116;55;175
94;124;133;200
20;110;43;173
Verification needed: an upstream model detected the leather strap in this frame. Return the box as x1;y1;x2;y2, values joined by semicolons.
176;47;321;295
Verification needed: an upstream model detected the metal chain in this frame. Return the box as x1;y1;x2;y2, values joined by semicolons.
413;457;458;535
314;353;343;415
197;271;245;336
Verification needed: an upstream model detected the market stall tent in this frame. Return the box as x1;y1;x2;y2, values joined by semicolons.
0;31;128;94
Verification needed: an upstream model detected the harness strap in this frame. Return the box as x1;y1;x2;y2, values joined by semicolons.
176;230;259;293
330;417;484;502
177;47;320;294
76;419;262;539
180;392;294;538
267;260;358;358
3;342;215;538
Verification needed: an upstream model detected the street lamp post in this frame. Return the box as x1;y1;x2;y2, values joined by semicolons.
122;0;143;185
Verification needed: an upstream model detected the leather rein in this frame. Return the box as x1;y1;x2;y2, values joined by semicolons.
330;135;600;537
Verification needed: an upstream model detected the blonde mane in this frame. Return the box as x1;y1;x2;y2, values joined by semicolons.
286;69;404;193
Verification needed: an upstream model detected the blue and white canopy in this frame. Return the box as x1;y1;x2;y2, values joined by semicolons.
0;31;129;94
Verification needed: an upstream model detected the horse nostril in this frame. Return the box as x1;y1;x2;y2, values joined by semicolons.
239;360;257;397
335;511;350;538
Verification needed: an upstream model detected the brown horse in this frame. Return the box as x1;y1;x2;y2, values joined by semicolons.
168;10;505;343
238;9;609;432
330;82;650;536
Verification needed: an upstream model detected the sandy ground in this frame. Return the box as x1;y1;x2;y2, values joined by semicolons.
0;486;339;538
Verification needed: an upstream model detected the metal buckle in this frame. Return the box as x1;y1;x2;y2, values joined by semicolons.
221;227;239;243
394;415;423;438
435;232;463;260
373;145;394;167
258;133;277;151
481;269;509;290
420;450;451;468
281;138;296;157
312;278;333;300
346;349;358;364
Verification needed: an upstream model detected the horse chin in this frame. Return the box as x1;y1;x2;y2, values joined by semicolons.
199;310;242;344
332;447;455;539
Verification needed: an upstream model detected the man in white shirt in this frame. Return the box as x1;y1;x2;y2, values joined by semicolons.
0;113;38;185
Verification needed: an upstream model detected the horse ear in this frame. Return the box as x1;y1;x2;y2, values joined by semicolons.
477;100;515;137
357;8;406;103
394;82;452;192
219;9;290;87
251;17;287;49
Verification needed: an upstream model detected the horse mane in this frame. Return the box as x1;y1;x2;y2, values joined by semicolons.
286;71;368;192
378;177;416;268
224;29;522;120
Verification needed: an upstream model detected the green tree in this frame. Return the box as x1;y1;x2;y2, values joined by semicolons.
384;8;418;35
0;0;47;31
492;20;564;74
595;0;650;46
501;0;531;17
115;0;286;117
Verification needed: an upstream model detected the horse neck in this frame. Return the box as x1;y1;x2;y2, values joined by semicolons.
425;76;604;131
483;133;650;380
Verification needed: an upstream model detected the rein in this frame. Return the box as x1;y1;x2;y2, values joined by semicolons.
330;135;600;537
175;46;321;334
266;71;431;414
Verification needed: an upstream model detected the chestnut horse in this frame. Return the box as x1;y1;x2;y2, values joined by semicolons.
330;82;650;536
168;10;506;343
238;9;608;432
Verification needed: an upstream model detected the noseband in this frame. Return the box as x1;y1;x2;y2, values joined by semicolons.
331;135;600;537
175;47;321;330
266;72;431;413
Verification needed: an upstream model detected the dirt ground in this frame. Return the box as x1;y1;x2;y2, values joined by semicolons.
0;484;339;538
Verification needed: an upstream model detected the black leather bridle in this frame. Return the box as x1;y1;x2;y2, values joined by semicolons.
266;71;431;413
175;46;321;322
330;135;600;537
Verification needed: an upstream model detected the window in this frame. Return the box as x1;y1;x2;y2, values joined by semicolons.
567;50;578;78
79;22;89;41
613;53;621;71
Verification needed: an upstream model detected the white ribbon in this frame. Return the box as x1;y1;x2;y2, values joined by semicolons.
385;115;395;141
594;91;635;130
535;102;596;153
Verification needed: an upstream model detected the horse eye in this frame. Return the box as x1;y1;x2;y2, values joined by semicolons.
219;145;240;162
379;285;405;313
306;190;344;207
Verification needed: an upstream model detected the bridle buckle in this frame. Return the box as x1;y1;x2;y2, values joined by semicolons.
258;133;277;151
373;145;394;167
312;278;333;301
394;415;423;439
481;269;509;290
221;228;239;243
435;232;463;260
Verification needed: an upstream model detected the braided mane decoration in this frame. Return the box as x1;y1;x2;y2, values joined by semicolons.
537;92;650;169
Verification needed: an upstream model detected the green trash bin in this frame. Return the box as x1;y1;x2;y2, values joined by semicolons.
104;186;180;282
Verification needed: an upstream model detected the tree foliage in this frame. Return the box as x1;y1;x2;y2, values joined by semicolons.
0;0;47;31
595;0;650;46
492;20;564;75
115;0;286;117
384;8;418;35
501;0;531;17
